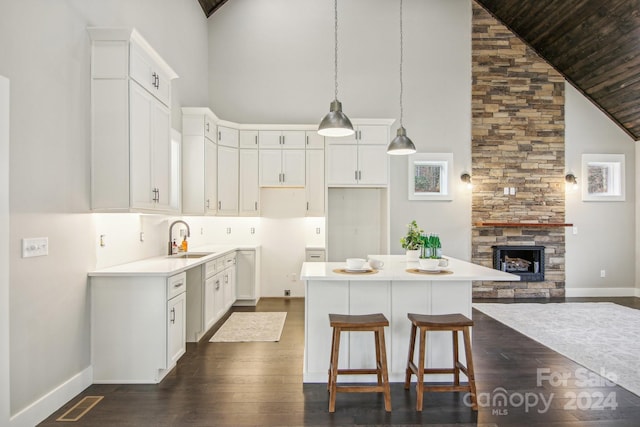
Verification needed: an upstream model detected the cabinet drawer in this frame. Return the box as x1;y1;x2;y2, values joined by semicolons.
305;249;326;262
205;259;218;278
130;41;171;106
223;253;236;269
167;272;186;299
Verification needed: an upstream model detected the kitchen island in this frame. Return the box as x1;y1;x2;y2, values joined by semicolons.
300;255;518;383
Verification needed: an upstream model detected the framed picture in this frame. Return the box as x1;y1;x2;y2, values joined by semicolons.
581;153;625;201
408;153;453;200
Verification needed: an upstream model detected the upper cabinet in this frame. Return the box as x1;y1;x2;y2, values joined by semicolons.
88;28;178;212
217;126;239;215
182;108;218;215
258;130;305;149
326;122;392;187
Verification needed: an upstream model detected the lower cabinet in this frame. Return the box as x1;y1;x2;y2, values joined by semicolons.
234;248;261;306
186;251;238;342
90;272;186;384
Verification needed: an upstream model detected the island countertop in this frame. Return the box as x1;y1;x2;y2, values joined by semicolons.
300;254;519;282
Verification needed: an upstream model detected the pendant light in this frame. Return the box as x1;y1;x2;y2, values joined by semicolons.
387;0;416;155
318;0;355;137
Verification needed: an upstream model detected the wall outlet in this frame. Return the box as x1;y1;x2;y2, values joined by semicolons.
503;187;509;195
600;269;606;278
284;289;291;297
572;226;578;235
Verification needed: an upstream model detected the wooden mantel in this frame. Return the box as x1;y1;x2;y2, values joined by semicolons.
474;222;573;228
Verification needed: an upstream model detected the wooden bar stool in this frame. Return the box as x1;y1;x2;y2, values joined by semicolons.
404;313;477;411
327;313;392;413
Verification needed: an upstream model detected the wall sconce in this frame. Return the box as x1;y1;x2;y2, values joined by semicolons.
565;173;578;190
460;173;472;189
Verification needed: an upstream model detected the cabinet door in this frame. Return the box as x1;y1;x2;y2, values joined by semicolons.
357;145;388;185
217;145;238;215
306;149;325;215
258;130;282;148
218;126;239;148
239;130;259;149
239;149;259;215
204;115;216;142
204;276;216;330
236;250;255;300
181;136;204;214
281;150;305;186
223;268;236;310
356;125;388;145
326;144;358;185
130;41;171;106
151;100;171;210
130;82;155;209
281;131;305;148
213;273;225;321
204;139;217;214
259;149;282;186
167;292;186;367
305;131;325;149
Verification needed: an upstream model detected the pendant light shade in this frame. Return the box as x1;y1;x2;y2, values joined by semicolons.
388;126;416;155
318;0;354;137
387;0;416;155
318;100;354;137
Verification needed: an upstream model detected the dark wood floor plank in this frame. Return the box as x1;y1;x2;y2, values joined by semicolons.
38;296;640;426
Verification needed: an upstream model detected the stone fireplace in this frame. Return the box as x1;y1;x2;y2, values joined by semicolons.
471;2;566;298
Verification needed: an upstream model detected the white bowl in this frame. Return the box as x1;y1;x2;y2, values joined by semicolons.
419;258;440;270
346;258;366;269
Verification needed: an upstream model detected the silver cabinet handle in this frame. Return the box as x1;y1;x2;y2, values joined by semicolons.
355;170;358;181
255;135;258;145
152;72;157;88
218;201;221;209
254;201;258;210
218;131;221;141
173;282;183;288
170;307;175;324
358;171;362;180
282;135;285;145
216;280;220;290
156;75;160;90
282;173;285;183
306;135;309;145
206;122;210;132
306;201;309;210
206;199;210;209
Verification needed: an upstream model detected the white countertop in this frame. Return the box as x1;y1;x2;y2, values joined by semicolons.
88;245;260;277
300;254;519;281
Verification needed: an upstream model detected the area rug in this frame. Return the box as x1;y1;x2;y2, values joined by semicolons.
473;302;640;397
209;312;287;342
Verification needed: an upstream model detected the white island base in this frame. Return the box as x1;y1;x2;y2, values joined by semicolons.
301;255;518;383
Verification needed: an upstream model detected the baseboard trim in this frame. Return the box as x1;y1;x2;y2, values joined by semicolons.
565;287;637;297
636;288;640;298
10;366;92;427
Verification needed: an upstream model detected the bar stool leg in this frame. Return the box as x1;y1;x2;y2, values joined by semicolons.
328;327;337;391
416;327;427;411
374;329;382;386
377;327;392;412
453;330;460;386
404;323;417;389
462;326;478;410
329;327;341;413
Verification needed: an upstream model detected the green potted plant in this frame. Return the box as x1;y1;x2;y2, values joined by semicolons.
401;220;423;261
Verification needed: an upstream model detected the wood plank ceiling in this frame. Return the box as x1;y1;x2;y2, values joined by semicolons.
200;0;640;140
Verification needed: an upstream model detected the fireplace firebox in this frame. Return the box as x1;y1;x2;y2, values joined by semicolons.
492;245;545;282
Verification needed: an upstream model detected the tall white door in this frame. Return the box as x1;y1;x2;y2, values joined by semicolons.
204;139;217;214
129;82;154;209
239;149;259;215
217;145;238;215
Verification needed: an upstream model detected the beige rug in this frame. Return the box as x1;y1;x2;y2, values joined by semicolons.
209;312;287;342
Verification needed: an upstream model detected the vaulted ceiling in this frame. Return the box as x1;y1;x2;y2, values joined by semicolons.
199;0;640;141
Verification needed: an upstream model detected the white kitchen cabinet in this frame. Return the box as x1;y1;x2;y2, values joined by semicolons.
240;130;259;148
186;255;229;342
218;126;239;148
217;144;239;215
258;130;305;149
91;271;186;383
305;148;325;215
305;131;325;149
88;28;178;212
259;149;305;187
239;148;260;215
326;122;391;187
182;108;217;215
234;248;261;306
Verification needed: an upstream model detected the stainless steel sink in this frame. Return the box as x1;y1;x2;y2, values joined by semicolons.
168;252;215;259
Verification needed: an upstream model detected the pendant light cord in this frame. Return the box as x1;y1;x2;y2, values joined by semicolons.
399;0;404;128
334;0;339;101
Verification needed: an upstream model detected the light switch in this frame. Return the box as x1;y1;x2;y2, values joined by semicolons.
503;187;509;195
510;187;516;195
22;237;48;258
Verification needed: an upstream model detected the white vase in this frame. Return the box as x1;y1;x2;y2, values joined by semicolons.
406;249;420;262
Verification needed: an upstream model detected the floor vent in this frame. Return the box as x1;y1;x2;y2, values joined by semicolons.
56;396;103;422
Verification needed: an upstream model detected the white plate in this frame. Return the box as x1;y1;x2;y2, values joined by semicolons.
345;266;373;273
418;267;442;273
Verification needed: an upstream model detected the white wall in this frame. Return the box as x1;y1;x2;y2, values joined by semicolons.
208;0;473;260
1;76;11;427
565;83;636;296
0;0;208;423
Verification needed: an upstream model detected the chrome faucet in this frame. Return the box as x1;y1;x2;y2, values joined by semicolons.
168;220;191;255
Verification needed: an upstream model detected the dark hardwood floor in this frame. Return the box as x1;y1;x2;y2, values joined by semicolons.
39;297;640;426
